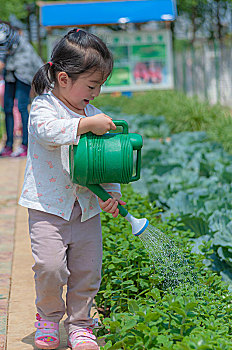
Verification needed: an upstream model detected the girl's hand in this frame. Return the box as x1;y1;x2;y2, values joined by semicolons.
77;113;116;135
98;193;126;218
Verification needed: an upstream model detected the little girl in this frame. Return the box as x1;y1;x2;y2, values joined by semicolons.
19;28;125;350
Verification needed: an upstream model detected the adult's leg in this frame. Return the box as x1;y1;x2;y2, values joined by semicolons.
3;82;15;148
16;79;30;146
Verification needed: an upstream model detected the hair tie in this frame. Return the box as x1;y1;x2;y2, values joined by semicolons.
48;61;53;67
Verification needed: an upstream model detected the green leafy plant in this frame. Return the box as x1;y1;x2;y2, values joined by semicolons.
96;186;232;349
95;109;232;283
93;93;232;348
94;90;232;152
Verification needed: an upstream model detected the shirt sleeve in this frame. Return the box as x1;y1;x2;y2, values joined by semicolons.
86;104;103;116
29;96;81;147
101;183;122;197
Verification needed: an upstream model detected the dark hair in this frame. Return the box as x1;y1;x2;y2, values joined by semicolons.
32;28;113;96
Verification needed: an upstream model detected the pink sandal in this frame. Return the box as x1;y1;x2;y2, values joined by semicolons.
68;328;99;350
34;313;60;349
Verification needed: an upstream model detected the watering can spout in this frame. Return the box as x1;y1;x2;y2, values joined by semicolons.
125;213;149;236
87;184;149;236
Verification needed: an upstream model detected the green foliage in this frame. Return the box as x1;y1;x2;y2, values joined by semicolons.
174;0;232;41
0;0;35;21
209;115;232;154
97;186;232;349
92;99;232;349
138;128;232;281
93;91;232;153
176;0;208;42
96;108;232;283
172;39;193;53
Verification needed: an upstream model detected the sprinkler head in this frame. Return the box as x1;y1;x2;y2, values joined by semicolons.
125;213;149;236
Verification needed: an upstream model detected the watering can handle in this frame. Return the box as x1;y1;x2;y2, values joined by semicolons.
131;149;141;182
87;184;128;217
111;120;142;181
113;120;128;134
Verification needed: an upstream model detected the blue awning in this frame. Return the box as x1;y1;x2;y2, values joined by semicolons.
39;0;177;27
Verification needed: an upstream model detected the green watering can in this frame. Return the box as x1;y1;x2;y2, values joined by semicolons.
69;120;149;236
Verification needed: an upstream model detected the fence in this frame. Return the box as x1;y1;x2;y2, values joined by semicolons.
174;41;232;107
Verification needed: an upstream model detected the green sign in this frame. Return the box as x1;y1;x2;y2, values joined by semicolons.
96;29;173;92
105;67;130;86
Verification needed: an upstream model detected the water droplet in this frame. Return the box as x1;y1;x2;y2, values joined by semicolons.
139;224;197;291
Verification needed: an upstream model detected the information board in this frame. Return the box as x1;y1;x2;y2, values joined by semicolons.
96;29;174;92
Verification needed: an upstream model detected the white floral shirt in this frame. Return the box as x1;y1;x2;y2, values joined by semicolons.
19;92;121;221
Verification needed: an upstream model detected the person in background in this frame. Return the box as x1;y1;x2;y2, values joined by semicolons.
0;21;43;157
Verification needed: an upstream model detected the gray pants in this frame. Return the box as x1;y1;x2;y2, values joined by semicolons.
28;201;102;334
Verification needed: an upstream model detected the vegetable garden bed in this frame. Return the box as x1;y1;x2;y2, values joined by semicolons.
92;92;232;349
96;106;232;286
97;186;232;349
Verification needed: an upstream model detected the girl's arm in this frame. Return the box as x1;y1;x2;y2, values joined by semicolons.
29;97;81;147
30;98;117;148
77;113;116;135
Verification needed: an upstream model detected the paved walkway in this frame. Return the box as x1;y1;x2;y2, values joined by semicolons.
0;157;100;350
0;157;21;350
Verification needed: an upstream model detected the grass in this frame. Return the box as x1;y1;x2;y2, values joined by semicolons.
94;89;232;153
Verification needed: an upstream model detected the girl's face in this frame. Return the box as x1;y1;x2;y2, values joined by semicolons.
53;70;107;115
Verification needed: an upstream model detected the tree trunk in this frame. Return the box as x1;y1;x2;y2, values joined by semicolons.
36;5;42;58
216;0;223;40
170;21;175;47
26;11;32;44
191;7;197;43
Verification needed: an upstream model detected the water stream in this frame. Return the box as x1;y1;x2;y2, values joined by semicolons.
139;224;196;290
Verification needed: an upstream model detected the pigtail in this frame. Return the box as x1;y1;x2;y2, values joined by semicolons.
31;62;53;96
